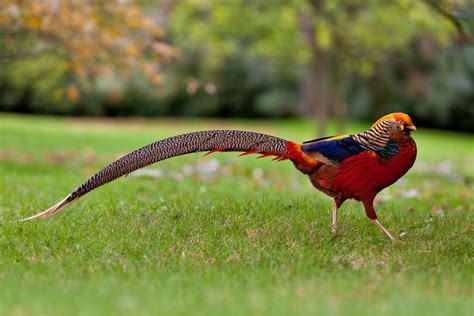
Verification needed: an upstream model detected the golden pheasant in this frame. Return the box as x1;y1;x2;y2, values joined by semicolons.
21;113;417;242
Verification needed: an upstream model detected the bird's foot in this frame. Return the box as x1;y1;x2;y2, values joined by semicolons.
391;239;406;245
370;219;405;244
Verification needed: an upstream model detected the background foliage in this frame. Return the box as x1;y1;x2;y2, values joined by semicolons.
0;0;472;132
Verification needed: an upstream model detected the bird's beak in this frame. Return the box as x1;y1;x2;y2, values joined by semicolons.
407;124;417;131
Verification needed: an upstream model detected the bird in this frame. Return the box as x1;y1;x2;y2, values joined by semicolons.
20;112;417;242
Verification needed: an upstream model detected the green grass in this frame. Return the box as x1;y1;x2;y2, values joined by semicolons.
0;113;472;316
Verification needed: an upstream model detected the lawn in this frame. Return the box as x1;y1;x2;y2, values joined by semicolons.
0;113;472;315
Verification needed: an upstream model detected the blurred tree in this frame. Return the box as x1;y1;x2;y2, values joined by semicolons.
0;0;177;105
169;0;457;135
0;0;471;132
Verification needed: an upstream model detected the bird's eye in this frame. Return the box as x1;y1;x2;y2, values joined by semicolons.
398;120;403;125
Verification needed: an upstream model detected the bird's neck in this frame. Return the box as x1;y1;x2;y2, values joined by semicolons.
388;128;416;145
352;122;392;150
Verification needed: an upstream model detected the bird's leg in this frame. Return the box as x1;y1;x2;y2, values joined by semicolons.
363;198;404;244
331;199;344;236
370;219;399;243
331;201;338;235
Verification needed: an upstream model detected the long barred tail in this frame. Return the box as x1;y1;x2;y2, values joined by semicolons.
20;130;290;221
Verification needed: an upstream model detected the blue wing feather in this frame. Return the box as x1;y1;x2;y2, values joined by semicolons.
301;136;366;163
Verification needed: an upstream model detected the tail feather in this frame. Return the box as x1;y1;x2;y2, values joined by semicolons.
257;152;276;159
272;154;290;161
19;195;77;221
20;130;290;221
238;150;257;157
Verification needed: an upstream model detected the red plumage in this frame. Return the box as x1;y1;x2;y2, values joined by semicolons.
285;112;417;242
332;140;416;218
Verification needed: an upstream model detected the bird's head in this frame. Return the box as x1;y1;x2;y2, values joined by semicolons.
371;112;417;136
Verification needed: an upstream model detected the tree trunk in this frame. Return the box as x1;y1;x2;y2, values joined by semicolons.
298;0;332;137
299;70;315;117
311;47;330;137
332;80;346;134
